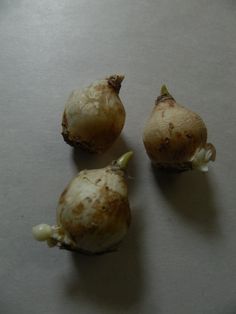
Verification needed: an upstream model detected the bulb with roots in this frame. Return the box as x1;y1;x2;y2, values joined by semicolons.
32;152;133;255
143;85;216;172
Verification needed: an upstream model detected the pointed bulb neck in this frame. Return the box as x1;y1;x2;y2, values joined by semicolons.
156;84;175;105
111;151;133;171
107;75;124;94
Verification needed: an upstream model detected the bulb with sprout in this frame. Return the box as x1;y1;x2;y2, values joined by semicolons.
143;85;216;172
32;152;133;254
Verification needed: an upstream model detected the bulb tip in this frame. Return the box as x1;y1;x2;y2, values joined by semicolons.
160;84;170;96
107;74;125;93
111;74;125;82
116;151;133;169
117;74;125;81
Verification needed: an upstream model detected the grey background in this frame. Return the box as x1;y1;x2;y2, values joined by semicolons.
0;0;235;313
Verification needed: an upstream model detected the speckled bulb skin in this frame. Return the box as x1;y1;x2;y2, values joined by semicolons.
32;152;133;255
62;75;126;153
57;166;131;254
143;87;216;171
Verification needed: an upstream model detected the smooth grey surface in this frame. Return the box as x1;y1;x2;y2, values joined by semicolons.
0;1;235;313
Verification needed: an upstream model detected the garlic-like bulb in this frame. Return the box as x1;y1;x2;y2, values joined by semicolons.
62;75;126;153
32;152;133;254
143;86;216;172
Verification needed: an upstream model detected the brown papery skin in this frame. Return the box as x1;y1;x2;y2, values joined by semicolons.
143;95;207;166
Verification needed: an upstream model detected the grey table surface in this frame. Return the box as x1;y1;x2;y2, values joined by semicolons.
1;1;236;313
